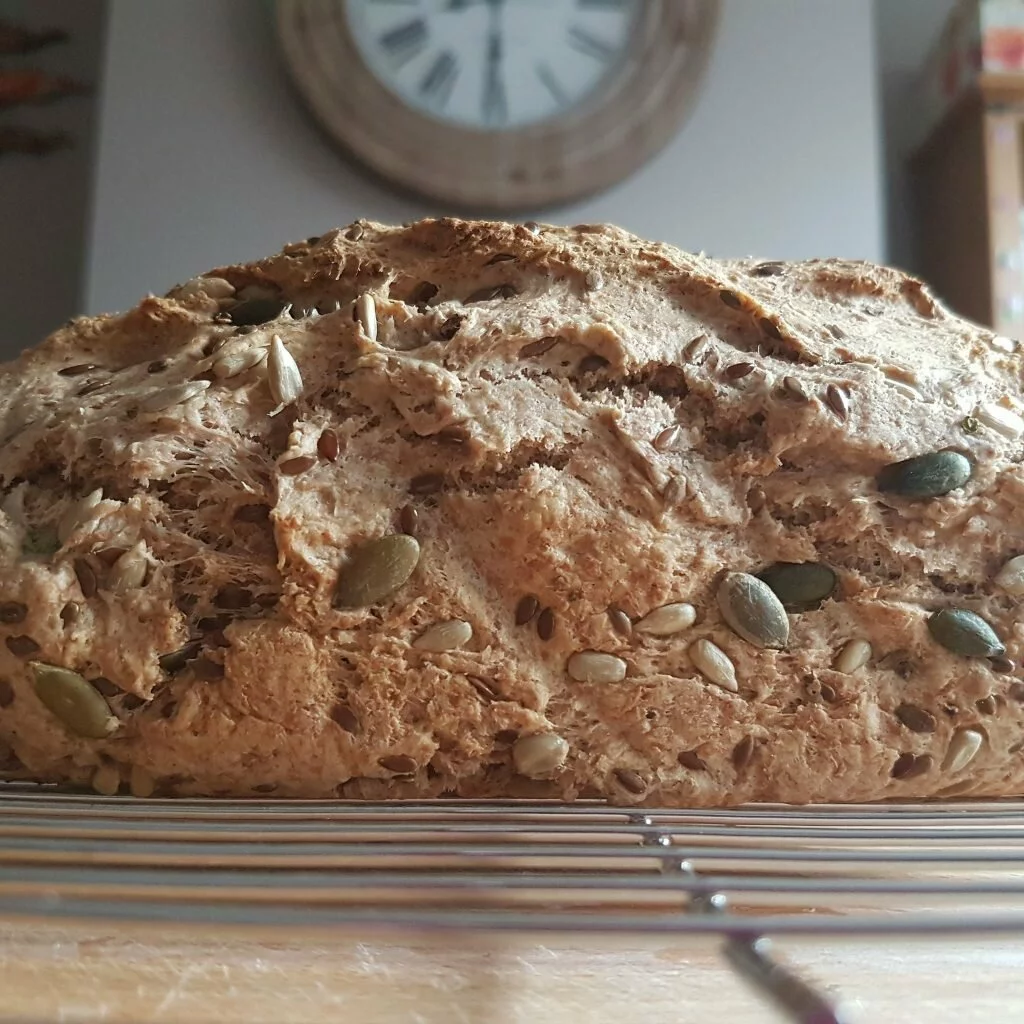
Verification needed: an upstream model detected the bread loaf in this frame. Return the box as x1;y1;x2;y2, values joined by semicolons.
1;218;1022;805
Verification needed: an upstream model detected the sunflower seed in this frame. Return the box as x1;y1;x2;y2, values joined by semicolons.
356;293;378;341
662;475;688;507
212;346;267;379
759;317;783;341
690;638;738;692
653;425;683;452
585;270;604;291
140;380;211;414
942;728;984;773
466;676;500;702
227;297;286;326
990;656;1015;674
466;284;518;303
158;640;202;674
267;335;303;411
60;602;80;626
725;361;755;380
515;595;540;625
750;262;784;277
877;450;972;498
613;768;647;794
378;754;418;775
895;703;937;733
345;222;365;241
719;289;742;309
512;733;569;778
536;607;556;641
757;562;836;611
975;402;1024;439
318;429;340;462
413;619;473;652
732;735;756;770
129;765;156;798
717;572;789;649
607;605;633;637
334;534;420;608
634;602;696;636
747;485;767;513
0;680;13;707
566;651;627;684
399;504;419;537
0;602;27;624
995;555;1024;596
833;638;872;674
278;455;317;476
330;702;360;733
5;634;38;657
31;663;118;738
782;375;811;402
824;383;849;420
677;750;708;771
891;752;932;780
58;488;104;543
103;543;146;595
927;608;1004;658
975;695;998;715
215;584;253;609
77;378;110;397
578;353;609;374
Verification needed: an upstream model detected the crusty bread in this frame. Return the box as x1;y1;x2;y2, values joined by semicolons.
1;218;1022;804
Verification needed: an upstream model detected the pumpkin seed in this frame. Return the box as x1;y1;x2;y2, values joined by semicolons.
877;450;972;498
515;595;539;625
927;608;1004;658
158;640;202;674
995;554;1024;596
91;763;121;796
717;572;789;649
513;733;569;778
31;663;118;739
227;297;286;326
635;602;697;636
689;638;738;692
833;638;871;674
58;488;103;543
413;619;473;652
942;728;984;773
895;703;937;733
334;534;421;608
975;402;1024;439
566;651;627;684
613;768;647;794
757;562;836;611
268;335;303;411
22;526;59;558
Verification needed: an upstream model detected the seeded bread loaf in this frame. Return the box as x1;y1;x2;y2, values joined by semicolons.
1;218;1023;805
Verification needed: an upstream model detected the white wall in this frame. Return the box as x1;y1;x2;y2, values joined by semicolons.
0;0;106;355
86;0;884;315
875;0;958;272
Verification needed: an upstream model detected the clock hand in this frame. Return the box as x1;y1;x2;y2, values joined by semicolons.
481;0;506;125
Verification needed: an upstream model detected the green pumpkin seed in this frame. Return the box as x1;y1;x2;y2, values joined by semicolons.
717;572;789;649
334;535;420;608
31;663;118;739
877;450;972;498
927;608;1004;658
757;562;836;611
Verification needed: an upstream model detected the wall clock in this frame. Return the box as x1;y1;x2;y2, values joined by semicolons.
277;0;721;210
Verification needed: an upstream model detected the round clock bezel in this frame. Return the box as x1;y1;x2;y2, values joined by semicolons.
277;0;721;210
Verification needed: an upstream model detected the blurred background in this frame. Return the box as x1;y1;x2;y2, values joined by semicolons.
0;0;1004;354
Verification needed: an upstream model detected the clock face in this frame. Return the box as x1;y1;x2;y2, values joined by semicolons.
345;0;640;130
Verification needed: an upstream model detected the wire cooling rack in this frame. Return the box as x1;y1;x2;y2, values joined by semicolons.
2;789;1024;1023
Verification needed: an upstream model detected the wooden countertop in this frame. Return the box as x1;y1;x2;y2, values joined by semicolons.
3;919;1024;1023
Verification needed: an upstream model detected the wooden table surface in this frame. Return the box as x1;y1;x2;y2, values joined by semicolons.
3;918;1024;1023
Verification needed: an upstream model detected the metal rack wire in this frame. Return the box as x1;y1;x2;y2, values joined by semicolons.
2;788;1024;1023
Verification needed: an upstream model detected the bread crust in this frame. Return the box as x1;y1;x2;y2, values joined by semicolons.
0;218;1021;805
